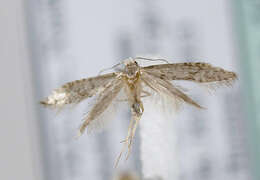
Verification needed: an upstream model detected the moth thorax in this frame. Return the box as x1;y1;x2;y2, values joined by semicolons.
124;60;140;78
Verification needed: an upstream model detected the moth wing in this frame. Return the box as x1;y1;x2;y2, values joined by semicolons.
40;72;117;109
77;78;124;136
141;72;202;113
142;62;237;90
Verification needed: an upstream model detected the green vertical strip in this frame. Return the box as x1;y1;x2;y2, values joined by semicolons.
232;0;260;180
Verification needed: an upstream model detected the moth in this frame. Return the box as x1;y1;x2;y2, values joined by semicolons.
40;57;237;166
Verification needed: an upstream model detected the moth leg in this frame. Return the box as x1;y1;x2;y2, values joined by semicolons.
126;102;144;160
115;116;135;167
115;101;144;166
120;101;144;144
120;115;135;144
119;115;140;162
126;114;141;160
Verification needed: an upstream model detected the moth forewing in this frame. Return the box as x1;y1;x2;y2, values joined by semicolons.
40;72;117;109
142;62;237;84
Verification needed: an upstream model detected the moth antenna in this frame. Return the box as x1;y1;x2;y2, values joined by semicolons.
98;62;123;75
135;56;170;64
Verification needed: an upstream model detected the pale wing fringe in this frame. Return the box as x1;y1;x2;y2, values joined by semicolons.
199;78;237;94
40;73;117;109
141;72;203;109
142;62;237;84
77;78;123;136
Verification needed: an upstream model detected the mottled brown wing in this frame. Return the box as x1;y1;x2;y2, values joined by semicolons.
78;78;123;136
142;62;237;85
40;72;117;109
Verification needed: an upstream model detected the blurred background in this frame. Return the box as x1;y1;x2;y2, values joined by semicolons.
1;0;259;180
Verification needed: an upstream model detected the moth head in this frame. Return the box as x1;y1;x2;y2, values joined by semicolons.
124;58;140;78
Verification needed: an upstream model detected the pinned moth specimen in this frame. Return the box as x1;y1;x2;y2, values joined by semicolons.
40;57;237;166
